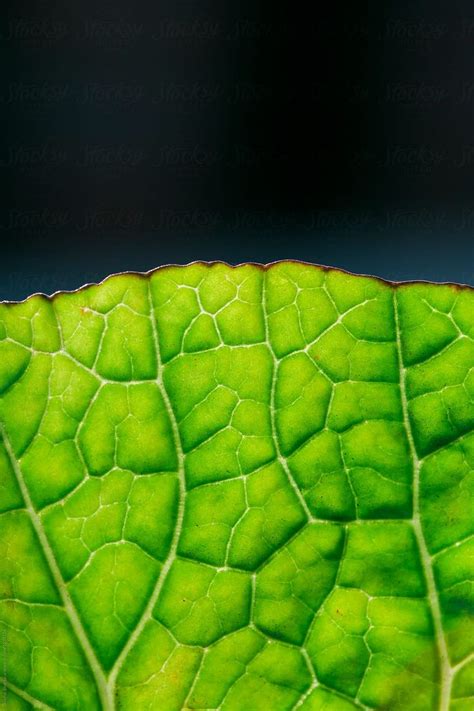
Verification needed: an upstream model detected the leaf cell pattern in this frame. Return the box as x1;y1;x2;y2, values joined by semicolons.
0;262;473;711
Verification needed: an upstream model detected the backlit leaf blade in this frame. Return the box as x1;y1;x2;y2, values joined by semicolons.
0;262;472;711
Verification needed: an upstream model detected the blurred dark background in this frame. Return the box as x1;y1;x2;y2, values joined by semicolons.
1;0;473;300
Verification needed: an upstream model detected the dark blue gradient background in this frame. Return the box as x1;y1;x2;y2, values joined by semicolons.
2;1;473;300
2;215;473;301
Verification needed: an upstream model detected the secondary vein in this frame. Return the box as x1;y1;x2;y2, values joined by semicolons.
0;425;113;711
106;283;186;696
393;291;452;711
2;678;53;709
262;271;313;522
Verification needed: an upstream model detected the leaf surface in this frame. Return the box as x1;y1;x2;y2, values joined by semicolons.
0;262;473;711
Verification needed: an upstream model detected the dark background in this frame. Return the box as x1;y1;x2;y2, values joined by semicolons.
1;0;473;301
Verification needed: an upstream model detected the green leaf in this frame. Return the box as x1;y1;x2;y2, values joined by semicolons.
0;262;473;711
